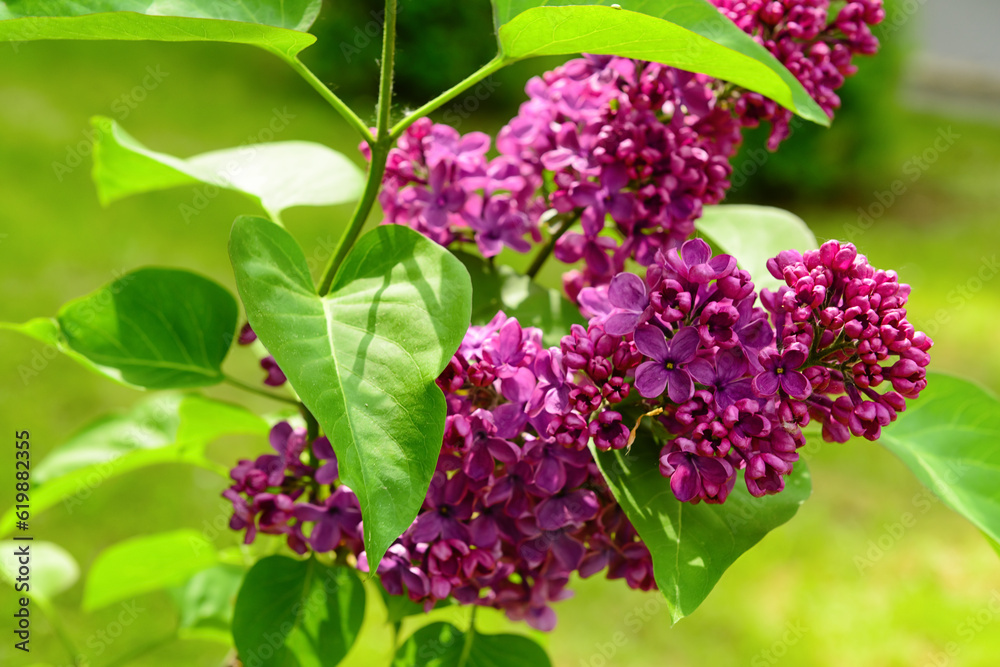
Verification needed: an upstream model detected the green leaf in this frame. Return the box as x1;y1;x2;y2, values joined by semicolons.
879;373;1000;548
0;394;268;536
0;1;321;59
56;267;237;388
83;529;219;611
229;218;472;569
393;622;552;667
454;251;584;347
591;439;811;623
491;0;828;125
698;204;819;292
91;116;365;222
171;564;245;632
232;556;365;667
0;541;79;602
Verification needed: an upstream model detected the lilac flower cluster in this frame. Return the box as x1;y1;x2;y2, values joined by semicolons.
582;238;803;502
761;240;932;443
225;314;655;631
579;238;930;503
497;57;740;291
370;118;542;258
374;0;884;299
224;422;363;556
363;312;654;630
713;0;886;148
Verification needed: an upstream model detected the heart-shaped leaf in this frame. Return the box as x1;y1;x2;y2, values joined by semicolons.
698;204;819;292
233;556;365;667
52;267;237;388
0;1;321;59
83;529;219;611
0;394;268;536
491;0;828;125
454;251;584;347
879;373;1000;548
591;439;811;622
91;117;365;221
229;217;472;567
392;622;552;667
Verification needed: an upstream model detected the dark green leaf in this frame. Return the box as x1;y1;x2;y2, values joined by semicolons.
393;622;552;667
0;1;321;59
91;116;365;221
233;556;365;667
229;217;472;569
591;439;811;623
83;529;219;611
491;0;828;125
56;267;237;388
880;373;1000;547
454;251;584;347
0;394;268;536
698;204;819;292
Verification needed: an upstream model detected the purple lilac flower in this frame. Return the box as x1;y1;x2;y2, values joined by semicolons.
633;325;699;402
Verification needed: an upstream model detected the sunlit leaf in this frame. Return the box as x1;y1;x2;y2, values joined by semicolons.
230;217;472;569
698;204;819;292
91;116;365;221
591;439;811;622
0;1;321;59
491;0;828;125
83;529;219;611
880;373;1000;549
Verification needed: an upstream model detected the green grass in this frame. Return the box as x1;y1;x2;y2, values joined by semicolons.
1;39;999;667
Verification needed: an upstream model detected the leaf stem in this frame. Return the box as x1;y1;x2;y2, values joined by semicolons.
458;605;478;666
376;0;399;142
284;57;375;145
223;374;300;406
317;0;398;296
526;211;580;279
389;55;507;143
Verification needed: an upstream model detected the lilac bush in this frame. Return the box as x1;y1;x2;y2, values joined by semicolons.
216;0;930;635
21;1;995;665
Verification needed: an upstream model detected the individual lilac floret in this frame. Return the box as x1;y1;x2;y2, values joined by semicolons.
605;272;650;336
752;344;811;400
633;326;699;403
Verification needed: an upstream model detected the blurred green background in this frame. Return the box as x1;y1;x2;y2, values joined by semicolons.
2;1;999;665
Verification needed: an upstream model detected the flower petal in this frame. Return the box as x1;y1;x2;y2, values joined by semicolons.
634;324;669;361
634;361;669;398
